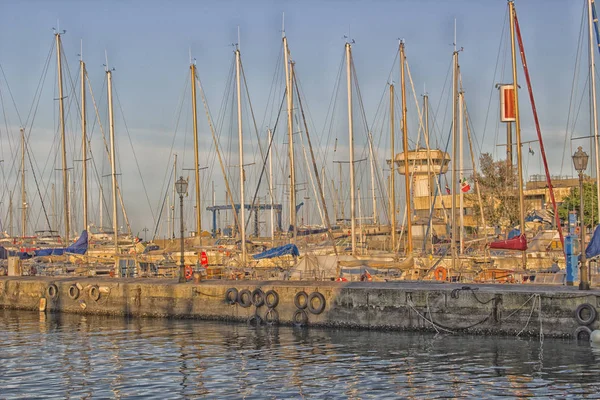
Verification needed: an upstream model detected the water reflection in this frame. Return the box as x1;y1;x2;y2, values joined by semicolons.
1;309;599;398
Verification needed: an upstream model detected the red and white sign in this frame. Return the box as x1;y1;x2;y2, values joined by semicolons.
500;85;516;122
200;251;208;267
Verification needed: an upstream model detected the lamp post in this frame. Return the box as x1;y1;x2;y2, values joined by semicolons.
175;176;188;283
572;146;590;290
142;227;148;242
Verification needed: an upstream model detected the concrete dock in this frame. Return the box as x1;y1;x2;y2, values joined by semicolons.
1;277;599;338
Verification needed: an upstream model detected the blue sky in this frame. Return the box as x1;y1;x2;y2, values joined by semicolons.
0;0;591;236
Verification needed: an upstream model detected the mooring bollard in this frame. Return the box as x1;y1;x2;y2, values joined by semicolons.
193;272;202;284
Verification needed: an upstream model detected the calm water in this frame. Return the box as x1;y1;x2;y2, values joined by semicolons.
1;310;600;399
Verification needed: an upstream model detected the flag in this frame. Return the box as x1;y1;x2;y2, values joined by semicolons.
445;184;451;194
528;147;535;156
461;177;471;193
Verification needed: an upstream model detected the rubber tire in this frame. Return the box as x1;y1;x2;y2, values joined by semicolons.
575;303;597;325
293;309;308;327
68;285;80;300
575;325;593;341
265;290;279;309
225;288;238;305
46;284;58;299
238;289;252;308
247;314;263;326
252;288;265;307
294;291;308;309
264;308;279;325
307;292;326;315
89;285;101;302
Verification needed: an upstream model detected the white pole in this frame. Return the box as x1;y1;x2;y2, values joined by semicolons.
346;43;356;255
588;0;600;219
235;48;247;264
459;91;464;255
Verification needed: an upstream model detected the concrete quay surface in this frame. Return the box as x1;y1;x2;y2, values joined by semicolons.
1;277;599;338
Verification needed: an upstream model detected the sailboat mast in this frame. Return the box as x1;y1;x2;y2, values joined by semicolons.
451;49;459;270
459;91;464;255
81;59;88;232
424;93;434;253
509;0;527;268
55;33;70;242
172;153;177;239
9;191;13;237
400;42;413;254
588;0;600;218
345;42;357;255
268;128;275;244
368;133;377;225
190;63;202;238
235;47;247;264
107;69;119;251
390;84;397;251
283;35;297;243
20;127;26;238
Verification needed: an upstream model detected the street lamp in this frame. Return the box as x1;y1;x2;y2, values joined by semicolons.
572;146;589;290
175;176;189;283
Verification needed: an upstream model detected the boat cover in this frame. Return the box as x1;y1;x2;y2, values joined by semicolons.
489;234;527;251
34;230;88;257
253;243;299;259
586;225;600;259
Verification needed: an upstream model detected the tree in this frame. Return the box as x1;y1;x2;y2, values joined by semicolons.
470;153;519;228
558;181;598;228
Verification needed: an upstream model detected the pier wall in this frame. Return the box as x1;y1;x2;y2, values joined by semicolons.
0;277;598;338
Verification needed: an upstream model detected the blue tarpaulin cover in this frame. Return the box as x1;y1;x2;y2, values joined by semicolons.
253;243;299;259
34;230;88;257
586;225;600;259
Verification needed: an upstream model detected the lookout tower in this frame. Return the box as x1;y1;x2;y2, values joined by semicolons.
394;148;450;197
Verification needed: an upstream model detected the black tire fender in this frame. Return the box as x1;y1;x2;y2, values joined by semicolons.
575;325;593;341
46;284;58;299
252;288;265;307
293;309;308;327
265;290;279;308
264;308;279;325
238;289;252;308
89;285;101;302
294;291;308;309
225;288;238;305
575;303;597;325
68;285;80;300
307;292;326;315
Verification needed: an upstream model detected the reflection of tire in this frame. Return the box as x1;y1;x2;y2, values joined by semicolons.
47;284;59;299
238;289;252;308
252;288;265;307
264;308;279;325
575;325;593;341
293;309;308;327
265;290;279;308
225;288;238;305
247;314;263;326
68;285;80;300
89;285;101;302
307;292;326;314
294;291;308;309
575;303;597;325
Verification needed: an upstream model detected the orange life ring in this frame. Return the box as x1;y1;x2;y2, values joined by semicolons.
434;266;448;281
184;265;194;280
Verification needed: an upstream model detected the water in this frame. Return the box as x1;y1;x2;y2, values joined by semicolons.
1;310;600;399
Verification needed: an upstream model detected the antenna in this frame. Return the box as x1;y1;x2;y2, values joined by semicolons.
454;18;457;51
189;47;192;65
104;50;108;71
80;39;83;61
237;26;240;50
282;12;285;38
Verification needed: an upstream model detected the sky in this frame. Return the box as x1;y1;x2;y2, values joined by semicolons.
0;0;592;238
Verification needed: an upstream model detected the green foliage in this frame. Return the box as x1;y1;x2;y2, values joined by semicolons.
558;181;598;227
470;153;519;228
